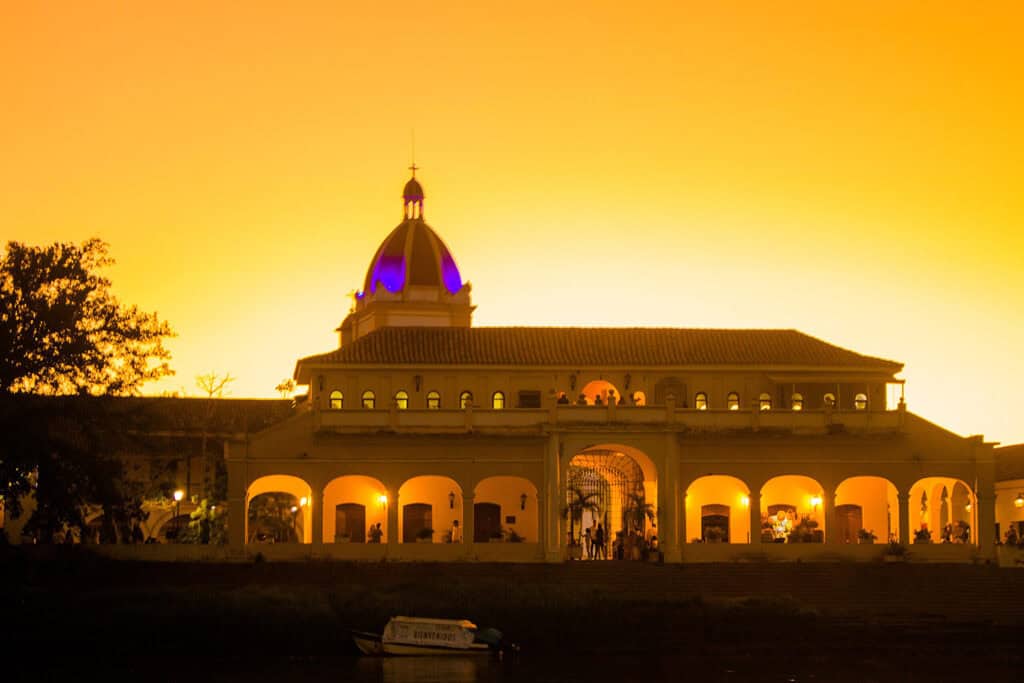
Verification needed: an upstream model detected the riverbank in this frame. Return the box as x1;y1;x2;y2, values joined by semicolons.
3;547;1022;670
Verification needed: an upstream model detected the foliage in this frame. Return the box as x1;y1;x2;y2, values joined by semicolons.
788;516;821;543
275;378;296;397
0;238;174;395
416;527;435;540
857;528;878;543
885;540;908;556
178;498;227;545
562;486;600;546
622;491;656;533
247;492;300;543
914;528;933;544
506;528;525;543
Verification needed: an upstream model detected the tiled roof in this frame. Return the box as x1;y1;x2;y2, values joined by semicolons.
298;327;902;370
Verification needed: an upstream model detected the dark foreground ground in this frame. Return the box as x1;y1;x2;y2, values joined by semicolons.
3;547;1022;679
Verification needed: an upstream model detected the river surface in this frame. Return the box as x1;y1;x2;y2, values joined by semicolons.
33;653;1008;682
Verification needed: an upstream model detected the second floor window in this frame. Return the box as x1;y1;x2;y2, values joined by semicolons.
854;393;868;410
394;390;409;410
727;392;740;411
427;391;441;409
492;391;505;410
759;393;772;411
695;392;708;411
329;390;343;410
824;393;836;408
362;390;375;410
459;391;473;409
791;393;804;411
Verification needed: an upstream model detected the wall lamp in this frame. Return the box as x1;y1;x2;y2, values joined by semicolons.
449;491;456;509
1015;493;1024;509
520;493;528;510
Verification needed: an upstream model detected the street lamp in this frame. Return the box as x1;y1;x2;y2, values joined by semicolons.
173;489;184;541
1015;493;1024;509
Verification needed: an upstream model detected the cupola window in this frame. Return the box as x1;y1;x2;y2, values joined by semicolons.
854;393;868;411
492;391;506;410
427;391;441;410
695;392;708;411
394;391;409;410
329;391;343;410
727;392;740;411
459;391;473;409
759;393;772;411
791;393;804;411
362;390;376;410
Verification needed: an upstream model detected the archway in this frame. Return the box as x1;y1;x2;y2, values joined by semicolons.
474;476;539;543
568;444;657;559
909;477;975;544
760;475;825;543
685;475;751;544
398;475;462;543
579;380;623;406
246;475;313;544
835;476;898;544
323;475;388;543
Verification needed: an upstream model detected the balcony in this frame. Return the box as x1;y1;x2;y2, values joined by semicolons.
315;404;904;435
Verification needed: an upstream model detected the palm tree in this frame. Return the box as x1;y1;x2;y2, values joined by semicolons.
562;486;601;550
623;491;656;534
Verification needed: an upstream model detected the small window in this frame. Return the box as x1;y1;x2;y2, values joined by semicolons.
426;390;441;410
329;390;343;410
854;393;868;411
759;392;772;411
632;391;646;406
394;390;409;410
824;393;836;408
695;392;708;411
361;390;376;410
727;392;740;411
459;391;473;409
791;393;803;411
492;391;505;410
517;390;542;408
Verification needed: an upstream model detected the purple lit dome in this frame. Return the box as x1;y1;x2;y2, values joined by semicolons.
362;178;464;295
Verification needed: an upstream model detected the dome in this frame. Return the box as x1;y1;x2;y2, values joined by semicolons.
403;177;424;201
362;218;463;296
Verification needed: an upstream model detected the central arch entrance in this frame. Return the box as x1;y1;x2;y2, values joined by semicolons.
567;444;658;560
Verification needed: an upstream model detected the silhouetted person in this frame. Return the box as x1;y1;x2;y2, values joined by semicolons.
594;395;604;406
557;392;570;405
595;524;606;559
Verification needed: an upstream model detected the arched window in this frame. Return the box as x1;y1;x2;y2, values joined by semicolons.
361;390;375;410
329;390;343;410
459;391;473;409
394;390;409;410
791;393;803;411
426;390;441;410
759;392;772;411
492;391;505;410
727;392;740;411
695;392;708;411
824;393;836;408
632;391;647;406
854;393;868;410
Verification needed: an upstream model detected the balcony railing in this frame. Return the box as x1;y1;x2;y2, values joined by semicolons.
315;404;904;434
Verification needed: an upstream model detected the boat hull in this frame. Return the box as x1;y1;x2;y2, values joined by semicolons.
351;631;491;657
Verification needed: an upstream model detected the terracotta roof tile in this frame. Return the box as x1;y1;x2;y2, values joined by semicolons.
298;327;902;370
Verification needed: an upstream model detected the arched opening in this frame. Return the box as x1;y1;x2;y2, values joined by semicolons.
491;391;505;410
394;390;409;410
474;476;539;543
759;393;772;411
835;476;898;544
631;391;647;406
685;475;751;544
426;390;441;409
247;475;313;544
727;392;740;411
398;475;462;543
909;477;975;544
323;475;388;544
760;475;825;543
579;380;622;406
694;392;708;411
854;393;868;410
568;444;657;560
460;391;473;409
362;390;376;409
329;391;343;410
791;393;804;411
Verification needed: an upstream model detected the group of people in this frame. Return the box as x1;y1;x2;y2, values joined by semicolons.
582;521;607;559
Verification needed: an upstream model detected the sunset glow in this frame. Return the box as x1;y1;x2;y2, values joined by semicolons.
3;3;1021;443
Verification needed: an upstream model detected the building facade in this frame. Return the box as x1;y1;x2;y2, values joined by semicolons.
225;174;1002;563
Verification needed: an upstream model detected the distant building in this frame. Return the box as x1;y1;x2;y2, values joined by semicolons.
221;173;1018;562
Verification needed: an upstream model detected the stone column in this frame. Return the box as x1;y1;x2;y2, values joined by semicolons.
660;433;681;563
311;489;324;550
387;488;400;555
749;489;763;546
824;489;838;545
544;433;562;562
225;441;247;553
898;492;911;545
978;492;996;558
462;494;475;554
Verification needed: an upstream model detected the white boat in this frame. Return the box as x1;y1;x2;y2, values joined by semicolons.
352;616;502;656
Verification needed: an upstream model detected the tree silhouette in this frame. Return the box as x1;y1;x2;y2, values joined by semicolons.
563;486;600;547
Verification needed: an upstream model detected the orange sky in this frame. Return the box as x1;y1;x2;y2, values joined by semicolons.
2;2;1022;444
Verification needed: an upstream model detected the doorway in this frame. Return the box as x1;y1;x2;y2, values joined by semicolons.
335;503;366;542
474;502;501;542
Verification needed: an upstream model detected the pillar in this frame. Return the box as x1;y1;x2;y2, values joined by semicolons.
660;433;681;562
898;492;910;545
311;489;324;549
543;433;562;562
749;489;762;545
824;489;838;545
978;492;996;558
462;494;475;553
387;488;400;554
